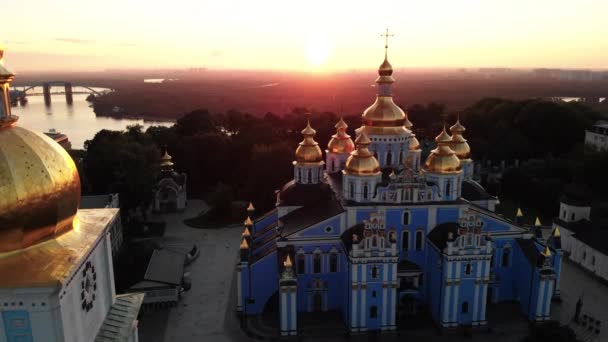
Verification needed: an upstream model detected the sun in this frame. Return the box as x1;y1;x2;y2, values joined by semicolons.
304;39;331;66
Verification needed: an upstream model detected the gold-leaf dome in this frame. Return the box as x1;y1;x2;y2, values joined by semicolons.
327;117;355;154
294;120;323;164
344;133;381;176
0;47;81;253
160;150;174;171
423;127;461;174
409;135;421;151
449;118;471;159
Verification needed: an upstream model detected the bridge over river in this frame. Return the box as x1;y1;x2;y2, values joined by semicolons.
11;81;111;105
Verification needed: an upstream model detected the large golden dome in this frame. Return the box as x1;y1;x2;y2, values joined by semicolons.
327;117;355;154
409;136;421;151
423;127;461;174
0;48;81;254
294;120;323;164
449;118;471;159
344;133;381;176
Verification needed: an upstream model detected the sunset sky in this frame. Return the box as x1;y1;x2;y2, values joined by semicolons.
3;0;607;72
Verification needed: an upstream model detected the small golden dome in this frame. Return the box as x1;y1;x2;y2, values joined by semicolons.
542;245;551;257
553;227;561;237
327;117;355;154
0;49;81;254
423;127;461;174
242;226;251;238
409;135;421;151
516;208;524;217
344;133;381;176
247;202;255;212
160;150;174;171
378;58;393;76
295;119;323;164
244;216;253;227
240;238;249;250
284;254;293;268
449;119;471;159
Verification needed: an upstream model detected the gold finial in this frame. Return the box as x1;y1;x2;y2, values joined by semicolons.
160;148;174;171
244;216;253;227
535;217;542;226
284;255;293;268
240;238;249;250
380;28;394;59
247;202;255;212
553;226;561;237
242;226;251;238
516;208;523;217
542;245;551;257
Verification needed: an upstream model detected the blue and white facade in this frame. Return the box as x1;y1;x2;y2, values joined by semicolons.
235;52;562;334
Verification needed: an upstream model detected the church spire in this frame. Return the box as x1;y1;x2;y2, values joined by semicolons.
0;44;17;127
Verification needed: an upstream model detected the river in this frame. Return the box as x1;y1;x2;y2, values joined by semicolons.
11;87;174;149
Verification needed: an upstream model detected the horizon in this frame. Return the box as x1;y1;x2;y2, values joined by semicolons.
3;0;608;72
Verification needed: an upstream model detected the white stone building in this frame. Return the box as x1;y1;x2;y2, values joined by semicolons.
585;122;608;151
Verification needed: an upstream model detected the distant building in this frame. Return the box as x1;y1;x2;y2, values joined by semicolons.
44;128;71;150
154;150;187;212
585;122;608;151
553;185;608;282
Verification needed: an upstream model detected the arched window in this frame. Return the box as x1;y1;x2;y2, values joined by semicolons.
370;305;378;318
331;159;335;172
297;254;305;274
371;265;378;279
446;182;451;197
571;213;575;221
403;211;410;225
298;169;302;182
465;263;472;275
363;185;369;200
399;152;403;164
372;236;377;247
461;302;469;313
415;231;423;251
386;152;393;165
502;248;510;267
330;253;338;272
308;169;312;184
402;231;409;251
313;253;321;273
562;210;566;220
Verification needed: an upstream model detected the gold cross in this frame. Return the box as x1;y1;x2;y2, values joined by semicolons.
380;28;394;55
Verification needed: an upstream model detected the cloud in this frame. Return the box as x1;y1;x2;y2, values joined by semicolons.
5;41;30;45
55;38;96;44
114;42;139;47
210;50;223;57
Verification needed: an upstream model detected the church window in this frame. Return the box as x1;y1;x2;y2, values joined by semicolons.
370;305;378;318
490;253;495;268
502;248;510;267
363;185;369;200
330;253;338;272
465;263;472;275
372;236;378;248
331;159;335;171
371;265;379;279
461;302;469;313
372;291;377;298
349;183;354;198
446;182;451;197
562;210;566;220
298;169;301;181
308;169;312;184
415;230;423;251
402;231;410;251
403;211;410;225
386;152;393;165
592;255;595;265
297;254;305;274
314;253;321;273
582;251;586;260
571;213;575;221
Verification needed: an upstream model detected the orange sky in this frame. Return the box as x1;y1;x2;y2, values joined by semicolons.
3;0;608;72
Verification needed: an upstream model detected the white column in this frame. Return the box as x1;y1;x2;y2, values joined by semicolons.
290;287;297;334
280;289;287;334
544;280;554;318
360;286;367;330
480;284;488;322
536;280;546;320
236;267;243;311
472;260;483;322
451;261;461;324
382;264;388;329
351;263;358;329
443;286;451;324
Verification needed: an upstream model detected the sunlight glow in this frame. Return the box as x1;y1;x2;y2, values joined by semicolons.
305;38;331;66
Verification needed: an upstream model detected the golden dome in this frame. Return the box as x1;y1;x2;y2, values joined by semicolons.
160;150;174;171
0;47;81;253
295;120;323;164
449;118;471;159
344;133;381;176
362;96;406;126
404;115;413;129
378;58;393;77
327;117;355;154
423;127;461;174
409;135;421;151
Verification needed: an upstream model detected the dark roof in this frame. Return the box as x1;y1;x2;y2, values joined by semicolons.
427;222;460;250
277;180;337;207
461;180;494;201
341;223;365;252
560;183;592;206
158;170;186;185
515;238;546;268
556;219;608;254
143;249;185;286
281;198;344;237
398;259;422;273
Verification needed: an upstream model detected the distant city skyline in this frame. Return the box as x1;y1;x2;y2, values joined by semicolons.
3;0;608;72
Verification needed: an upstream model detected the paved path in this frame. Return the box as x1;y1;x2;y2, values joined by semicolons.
144;200;248;342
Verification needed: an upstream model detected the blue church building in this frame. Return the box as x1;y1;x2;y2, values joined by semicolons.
236;43;562;336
